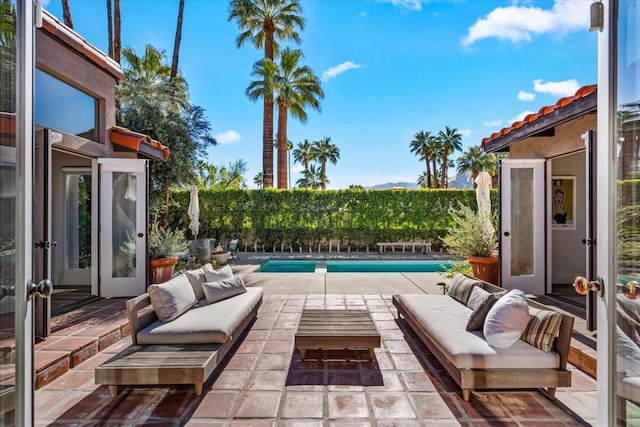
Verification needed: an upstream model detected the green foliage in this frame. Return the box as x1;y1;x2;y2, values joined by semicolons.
167;188;498;250
196;159;248;190
148;223;188;259
441;203;498;257
440;260;472;280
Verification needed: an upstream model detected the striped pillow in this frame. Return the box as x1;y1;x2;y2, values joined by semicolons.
448;274;477;305
521;308;563;352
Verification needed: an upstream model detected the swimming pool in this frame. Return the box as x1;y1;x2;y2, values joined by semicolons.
258;260;457;273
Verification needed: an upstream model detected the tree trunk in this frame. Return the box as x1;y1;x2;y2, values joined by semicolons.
262;31;275;188
441;149;449;188
62;0;73;28
107;0;113;58
431;158;438;188
113;0;122;64
320;161;327;190
170;0;185;81
425;157;431;189
276;102;288;189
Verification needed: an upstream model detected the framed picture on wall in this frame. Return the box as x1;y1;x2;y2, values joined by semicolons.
551;176;576;230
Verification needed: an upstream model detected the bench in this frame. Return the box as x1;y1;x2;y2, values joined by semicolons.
377;242;432;253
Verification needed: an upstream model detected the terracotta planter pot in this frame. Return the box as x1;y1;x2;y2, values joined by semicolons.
149;257;178;284
468;255;499;286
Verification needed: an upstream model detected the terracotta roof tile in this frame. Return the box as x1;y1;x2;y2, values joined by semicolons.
110;126;170;161
481;84;597;149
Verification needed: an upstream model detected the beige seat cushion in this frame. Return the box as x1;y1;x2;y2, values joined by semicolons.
395;294;559;370
137;287;263;345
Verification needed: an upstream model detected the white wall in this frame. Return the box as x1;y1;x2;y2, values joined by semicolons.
551;151;587;284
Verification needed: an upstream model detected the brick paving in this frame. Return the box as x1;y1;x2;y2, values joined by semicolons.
35;294;596;426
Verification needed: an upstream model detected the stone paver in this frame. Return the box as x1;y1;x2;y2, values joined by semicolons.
35;294;597;425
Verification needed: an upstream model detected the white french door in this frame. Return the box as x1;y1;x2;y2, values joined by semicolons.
99;159;147;297
500;159;546;294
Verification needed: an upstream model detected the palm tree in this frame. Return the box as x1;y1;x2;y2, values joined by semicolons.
437;126;463;188
293;139;313;171
107;0;113;58
456;145;494;185
228;0;305;189
427;133;442;188
409;130;432;188
254;172;264;189
296;164;322;189
114;0;121;63
312;136;339;190
246;48;323;189
417;172;428;189
170;0;185;82
62;0;73;28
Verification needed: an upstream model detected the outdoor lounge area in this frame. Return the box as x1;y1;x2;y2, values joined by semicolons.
31;258;601;425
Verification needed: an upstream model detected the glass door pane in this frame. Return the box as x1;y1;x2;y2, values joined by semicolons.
112;172;137;278
615;0;640;423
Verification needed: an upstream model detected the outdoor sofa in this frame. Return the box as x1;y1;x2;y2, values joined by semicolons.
95;264;263;396
393;274;574;401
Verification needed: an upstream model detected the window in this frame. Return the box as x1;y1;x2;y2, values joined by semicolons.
35;69;98;141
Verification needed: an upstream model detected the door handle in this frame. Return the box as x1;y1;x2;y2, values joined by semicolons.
617;281;640;300
573;276;604;297
27;279;53;300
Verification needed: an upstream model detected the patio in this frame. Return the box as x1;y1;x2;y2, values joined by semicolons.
33;264;598;425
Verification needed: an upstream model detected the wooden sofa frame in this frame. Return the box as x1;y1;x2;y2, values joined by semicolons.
393;282;574;402
95;292;262;396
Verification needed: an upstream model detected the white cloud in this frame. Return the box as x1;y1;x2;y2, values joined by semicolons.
517;91;536;101
533;78;580;97
459;129;472;137
510;110;536;124
321;61;363;82
291;164;305;174
462;0;589;47
214;130;241;144
385;0;425;11
483;119;503;127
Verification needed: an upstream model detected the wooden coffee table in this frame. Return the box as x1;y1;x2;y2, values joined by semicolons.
295;309;381;360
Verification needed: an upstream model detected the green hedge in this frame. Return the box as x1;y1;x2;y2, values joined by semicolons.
167;189;498;251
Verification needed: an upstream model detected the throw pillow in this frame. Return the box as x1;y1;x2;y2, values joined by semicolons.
617;325;640;377
466;293;500;331
521;307;564;353
148;275;197;322
466;286;491;311
185;267;206;300
448;274;478;305
203;263;234;283
202;276;248;304
483;289;530;349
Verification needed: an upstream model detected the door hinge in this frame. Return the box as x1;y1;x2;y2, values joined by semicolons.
589;1;603;32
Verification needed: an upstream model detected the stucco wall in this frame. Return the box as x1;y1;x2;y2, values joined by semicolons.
551;151;587;285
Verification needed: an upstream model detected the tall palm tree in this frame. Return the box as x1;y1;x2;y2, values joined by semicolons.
113;0;121;63
417;172;428;189
312;136;339;190
228;0;305;189
293;139;313;171
296;163;322;189
107;0;113;58
456;145;494;185
246;48;323;189
170;0;185;82
62;0;73;28
437;126;463;188
253;172;264;189
409;130;432;188
427;133;442;188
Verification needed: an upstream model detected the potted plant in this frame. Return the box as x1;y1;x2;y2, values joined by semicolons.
148;224;188;284
441;203;499;285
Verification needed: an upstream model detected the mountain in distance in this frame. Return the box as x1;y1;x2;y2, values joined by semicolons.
367;182;417;190
367;173;473;190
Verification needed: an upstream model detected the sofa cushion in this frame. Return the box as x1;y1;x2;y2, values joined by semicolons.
483;289;530;350
466;286;490;311
203;264;234;283
448;274;478;305
521;307;563;352
185;267;207;300
395;294;559;369
147;275;197;322
137;287;264;345
466;293;500;331
203;276;247;304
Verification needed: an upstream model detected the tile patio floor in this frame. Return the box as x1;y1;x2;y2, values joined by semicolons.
35;292;597;426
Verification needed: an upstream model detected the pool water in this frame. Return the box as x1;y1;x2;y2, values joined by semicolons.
259;260;456;273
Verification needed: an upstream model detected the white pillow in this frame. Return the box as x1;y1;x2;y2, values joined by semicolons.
202;276;247;304
466;286;490;311
203;263;234;283
148;275;197;322
617;325;640;377
483;289;530;349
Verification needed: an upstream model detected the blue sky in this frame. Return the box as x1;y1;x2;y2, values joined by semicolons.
45;0;597;189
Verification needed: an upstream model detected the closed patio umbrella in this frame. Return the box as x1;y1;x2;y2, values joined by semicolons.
188;185;200;239
475;171;494;237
